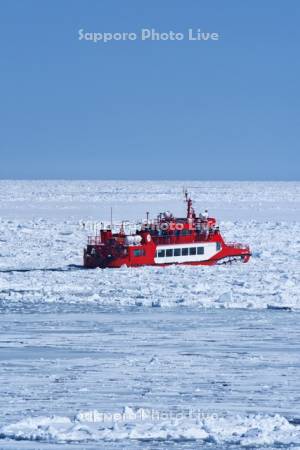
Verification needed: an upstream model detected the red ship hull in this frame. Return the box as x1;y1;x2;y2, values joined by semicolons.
84;243;251;268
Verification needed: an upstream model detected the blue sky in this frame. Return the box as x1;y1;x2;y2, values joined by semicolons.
0;0;299;180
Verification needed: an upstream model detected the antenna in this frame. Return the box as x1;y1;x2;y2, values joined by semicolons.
120;221;125;234
110;207;113;229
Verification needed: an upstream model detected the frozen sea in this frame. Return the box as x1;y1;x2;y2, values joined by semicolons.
0;180;299;449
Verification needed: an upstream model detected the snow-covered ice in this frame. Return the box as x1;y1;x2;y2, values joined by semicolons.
2;409;300;446
0;181;299;449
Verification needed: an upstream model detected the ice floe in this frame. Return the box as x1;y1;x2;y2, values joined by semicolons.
1;408;300;446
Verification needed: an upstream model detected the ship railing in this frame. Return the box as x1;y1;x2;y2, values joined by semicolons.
151;233;212;246
87;235;126;246
88;236;102;245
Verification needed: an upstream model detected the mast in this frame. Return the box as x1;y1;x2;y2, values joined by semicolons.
184;189;194;219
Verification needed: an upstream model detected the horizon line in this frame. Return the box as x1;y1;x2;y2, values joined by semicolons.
0;179;299;183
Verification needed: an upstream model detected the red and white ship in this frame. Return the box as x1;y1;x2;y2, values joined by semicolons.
84;191;251;268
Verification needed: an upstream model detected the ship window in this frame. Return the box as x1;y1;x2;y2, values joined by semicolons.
157;249;165;258
216;242;221;251
174;248;181;257
166;249;173;257
197;247;204;255
189;247;197;255
182;229;188;236
134;249;145;257
182;248;188;256
155;250;158;257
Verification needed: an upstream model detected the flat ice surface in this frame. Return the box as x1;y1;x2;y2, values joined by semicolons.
0;181;299;449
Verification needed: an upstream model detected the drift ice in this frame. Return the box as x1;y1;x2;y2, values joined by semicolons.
84;191;251;268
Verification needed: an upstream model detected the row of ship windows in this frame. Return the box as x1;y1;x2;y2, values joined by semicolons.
133;247;204;258
133;243;222;258
155;229;193;236
155;242;222;258
156;247;204;258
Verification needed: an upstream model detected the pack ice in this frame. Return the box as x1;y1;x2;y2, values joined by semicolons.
0;181;299;449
